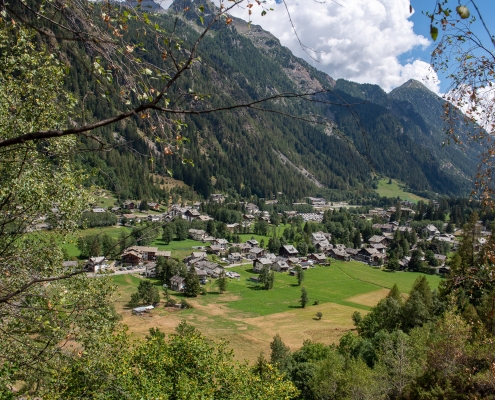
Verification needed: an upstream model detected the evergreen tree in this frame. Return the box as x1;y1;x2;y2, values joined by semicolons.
185;265;201;297
300;287;308;308
268;237;281;254
408;250;424;272
259;265;273;290
295;265;305;286
162;224;175;245
270;334;292;373
217;270;227;293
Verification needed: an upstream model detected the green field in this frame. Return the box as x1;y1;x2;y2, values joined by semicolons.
60;226;132;259
374;178;427;203
111;260;442;360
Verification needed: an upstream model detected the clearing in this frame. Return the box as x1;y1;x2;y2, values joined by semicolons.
374;178;427;203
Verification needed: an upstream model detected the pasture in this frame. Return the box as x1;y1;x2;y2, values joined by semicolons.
374;178;427;203
111;260;441;362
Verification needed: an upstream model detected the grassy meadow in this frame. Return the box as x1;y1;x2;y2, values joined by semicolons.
111;260;441;361
374;178;427;203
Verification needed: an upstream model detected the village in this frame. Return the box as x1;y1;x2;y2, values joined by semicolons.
78;193;487;299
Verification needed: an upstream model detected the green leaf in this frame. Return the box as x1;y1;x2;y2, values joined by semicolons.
261;10;266;16
199;5;204;13
199;16;204;25
430;25;438;41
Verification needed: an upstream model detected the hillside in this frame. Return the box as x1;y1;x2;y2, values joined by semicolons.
69;0;478;201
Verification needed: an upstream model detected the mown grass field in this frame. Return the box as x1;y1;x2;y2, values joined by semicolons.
111;260;441;361
374;178;427;203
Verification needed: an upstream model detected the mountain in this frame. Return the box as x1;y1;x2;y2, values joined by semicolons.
68;0;479;201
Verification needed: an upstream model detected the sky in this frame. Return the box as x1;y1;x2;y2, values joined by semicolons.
156;0;495;94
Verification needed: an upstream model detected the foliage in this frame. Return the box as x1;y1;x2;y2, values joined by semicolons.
428;0;495;204
259;265;275;290
0;21;116;392
295;265;305;286
218;270;227;293
185;265;201;297
41;323;299;399
300;287;308;308
270;334;292;374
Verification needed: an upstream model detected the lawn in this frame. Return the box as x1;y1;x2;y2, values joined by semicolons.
374;178;427;203
110;260;442;361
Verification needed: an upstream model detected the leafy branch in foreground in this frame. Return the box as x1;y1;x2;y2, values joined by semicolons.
426;0;495;204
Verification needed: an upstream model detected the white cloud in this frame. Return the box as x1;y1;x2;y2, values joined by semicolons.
221;0;440;93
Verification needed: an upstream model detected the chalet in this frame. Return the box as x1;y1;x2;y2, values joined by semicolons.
145;262;157;277
170;275;186;292
226;223;239;232
437;233;455;243
253;257;274;273
189;229;207;241
184;209;201;222
195;260;224;278
356;247;379;263
123;201;135;210
156;250;171;258
147;215;161;223
272;258;290;272
208;245;224;256
210;194;226;203
86;256;108;272
122;249;143;265
122;246;158;262
309;253;327;264
423;224;440;237
122;214;137;222
280;245;299;258
228;252;243;263
370;243;387;253
148;202;160;211
191;251;207;259
92;207;106;213
245;203;259;214
111;206;121;213
211;238;229;249
345;248;359;259
368;235;388;246
328;248;350;261
397;226;413;234
371;253;387;266
243;214;256;221
195;267;208;283
311;232;330;245
248;247;266;260
246;239;259;247
238;243;252;254
287;257;300;267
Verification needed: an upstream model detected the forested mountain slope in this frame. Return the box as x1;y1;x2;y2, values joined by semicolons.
70;0;478;200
